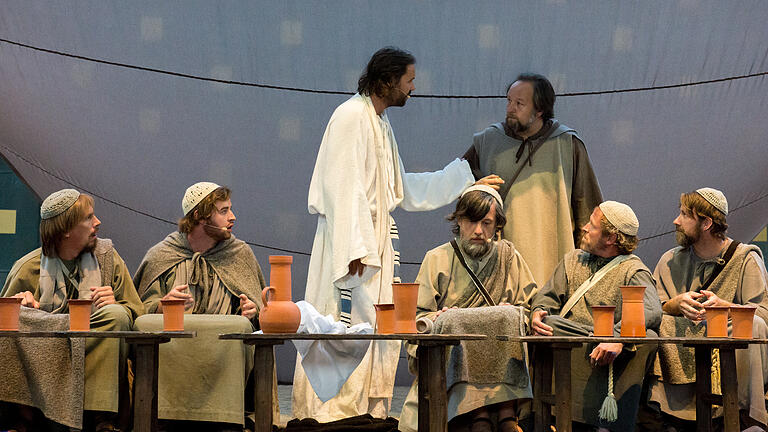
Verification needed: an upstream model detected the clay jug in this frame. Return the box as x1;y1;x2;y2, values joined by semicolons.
704;306;729;337
0;297;23;331
730;305;757;339
591;305;616;337
259;255;301;333
68;299;93;331
619;286;646;337
374;304;395;334
160;299;185;331
392;283;419;333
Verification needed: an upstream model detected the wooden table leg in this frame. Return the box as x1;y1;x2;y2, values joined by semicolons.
132;341;160;432
719;348;740;432
253;344;276;432
552;345;573;432
417;343;448;432
695;346;713;432
532;344;553;432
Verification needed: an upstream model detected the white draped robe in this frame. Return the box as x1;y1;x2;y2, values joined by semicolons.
292;93;474;421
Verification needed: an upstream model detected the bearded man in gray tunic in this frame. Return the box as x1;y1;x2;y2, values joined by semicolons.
463;73;602;287
399;185;537;432
531;201;662;432
648;188;768;431
133;182;267;432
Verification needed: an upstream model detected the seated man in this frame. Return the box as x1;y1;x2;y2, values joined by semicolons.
649;188;768;430
132;182;267;432
1;189;144;431
399;185;537;432
531;201;662;432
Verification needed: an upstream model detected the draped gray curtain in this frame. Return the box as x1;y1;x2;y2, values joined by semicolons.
2;1;767;381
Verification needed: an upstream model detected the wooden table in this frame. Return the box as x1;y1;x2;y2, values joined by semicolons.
496;336;768;432
220;332;486;432
0;330;195;432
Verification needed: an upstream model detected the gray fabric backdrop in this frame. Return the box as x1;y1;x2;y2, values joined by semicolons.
1;1;767;382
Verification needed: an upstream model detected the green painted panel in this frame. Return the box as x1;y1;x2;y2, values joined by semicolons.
0;157;41;284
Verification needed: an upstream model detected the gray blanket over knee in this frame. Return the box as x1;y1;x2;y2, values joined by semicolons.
433;305;529;390
0;307;85;428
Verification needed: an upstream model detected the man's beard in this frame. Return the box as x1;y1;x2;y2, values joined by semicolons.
386;87;408;107
506;113;536;135
82;237;97;254
203;223;231;241
675;224;700;248
459;236;491;259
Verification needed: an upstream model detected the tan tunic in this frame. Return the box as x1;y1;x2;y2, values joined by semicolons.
650;242;768;424
1;241;143;412
398;240;537;432
464;120;603;286
133;232;271;424
532;249;662;431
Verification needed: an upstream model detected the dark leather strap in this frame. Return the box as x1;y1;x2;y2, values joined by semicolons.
450;239;496;306
697;240;740;293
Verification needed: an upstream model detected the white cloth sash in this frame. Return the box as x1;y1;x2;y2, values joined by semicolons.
559;254;634;317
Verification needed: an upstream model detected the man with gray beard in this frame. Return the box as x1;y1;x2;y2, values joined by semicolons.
649;188;768;431
398;185;537;432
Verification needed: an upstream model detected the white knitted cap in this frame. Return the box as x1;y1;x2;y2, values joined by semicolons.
460;184;504;210
40;189;80;219
696;187;728;215
182;182;221;216
598;200;639;236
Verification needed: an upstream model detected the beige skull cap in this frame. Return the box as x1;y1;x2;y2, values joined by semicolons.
460;184;504;210
598;200;639;236
182;182;221;216
40;189;80;219
696;187;728;215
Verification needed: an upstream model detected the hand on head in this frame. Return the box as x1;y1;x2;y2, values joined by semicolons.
13;291;39;309
239;294;258;320
90;286;116;309
474;174;505;191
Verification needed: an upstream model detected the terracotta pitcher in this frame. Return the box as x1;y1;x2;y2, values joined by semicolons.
704;306;729;338
68;299;93;331
619;286;646;337
161;299;185;331
591;305;616;337
0;297;23;331
731;305;758;339
374;304;395;334
259;255;301;333
392;283;419;333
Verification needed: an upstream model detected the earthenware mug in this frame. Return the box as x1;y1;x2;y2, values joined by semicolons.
68;299;93;331
0;297;23;331
591;305;616;337
160;299;186;331
704;306;729;338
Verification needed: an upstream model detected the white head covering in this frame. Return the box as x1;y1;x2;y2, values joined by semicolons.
40;189;80;219
598;200;639;236
182;182;221;216
695;187;728;215
460;184;504;210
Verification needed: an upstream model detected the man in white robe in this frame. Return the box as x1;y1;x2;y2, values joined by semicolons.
293;47;485;421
